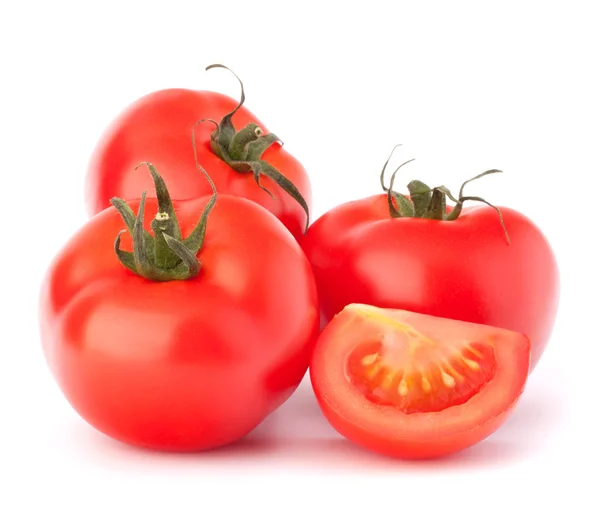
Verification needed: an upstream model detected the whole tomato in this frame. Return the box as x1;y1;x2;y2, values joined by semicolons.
302;149;559;369
41;164;319;451
85;65;311;240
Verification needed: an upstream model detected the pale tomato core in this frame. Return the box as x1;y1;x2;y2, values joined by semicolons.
344;306;496;414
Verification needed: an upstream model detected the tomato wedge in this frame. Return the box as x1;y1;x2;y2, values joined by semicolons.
310;304;531;459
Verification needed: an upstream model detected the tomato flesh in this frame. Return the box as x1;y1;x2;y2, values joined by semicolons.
310;304;531;459
346;339;496;415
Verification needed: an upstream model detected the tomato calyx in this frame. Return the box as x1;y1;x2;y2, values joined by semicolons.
202;64;310;232
379;144;511;244
110;163;217;281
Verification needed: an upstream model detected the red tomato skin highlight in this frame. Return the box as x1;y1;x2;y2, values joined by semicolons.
85;89;311;240
302;195;559;369
40;195;319;451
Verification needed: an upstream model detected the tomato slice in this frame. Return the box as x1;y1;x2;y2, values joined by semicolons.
310;304;531;459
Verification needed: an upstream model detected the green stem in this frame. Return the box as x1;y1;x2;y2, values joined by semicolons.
422;189;445;220
407;180;432;217
111;163;218;281
228;124;263;160
151;213;181;269
201;64;310;232
379;147;510;245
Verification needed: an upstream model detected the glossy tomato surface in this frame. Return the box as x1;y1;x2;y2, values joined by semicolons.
86;89;311;239
40;195;319;451
310;304;531;459
302;195;559;369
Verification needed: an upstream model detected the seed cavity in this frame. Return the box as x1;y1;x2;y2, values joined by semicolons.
441;371;456;389
398;379;409;396
443;361;464;381
466;345;484;358
462;358;480;371
348;330;496;415
361;353;378;366
365;363;382;380
381;371;395;390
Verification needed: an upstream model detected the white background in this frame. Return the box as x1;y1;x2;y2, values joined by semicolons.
1;1;598;506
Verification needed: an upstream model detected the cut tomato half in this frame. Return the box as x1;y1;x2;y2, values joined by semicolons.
310;304;531;459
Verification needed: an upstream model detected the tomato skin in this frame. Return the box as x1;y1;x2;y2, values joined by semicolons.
302;195;559;369
85;89;311;240
310;304;531;459
40;195;319;451
317;399;515;460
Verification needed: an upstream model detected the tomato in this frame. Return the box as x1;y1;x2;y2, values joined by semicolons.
40;165;319;451
302;156;559;369
85;65;311;240
310;303;531;459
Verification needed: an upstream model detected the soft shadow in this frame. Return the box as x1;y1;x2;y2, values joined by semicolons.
61;374;565;472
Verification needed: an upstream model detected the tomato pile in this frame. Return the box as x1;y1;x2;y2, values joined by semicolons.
40;65;559;459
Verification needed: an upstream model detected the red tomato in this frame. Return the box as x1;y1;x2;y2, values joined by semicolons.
40;167;319;451
302;167;559;369
85;65;311;240
310;304;531;459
